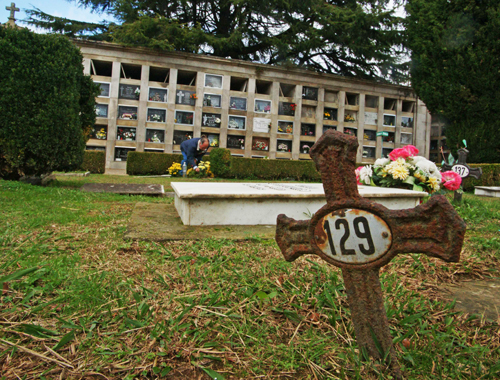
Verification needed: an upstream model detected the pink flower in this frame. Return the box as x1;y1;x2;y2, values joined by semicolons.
355;166;363;185
389;145;419;161
441;171;462;191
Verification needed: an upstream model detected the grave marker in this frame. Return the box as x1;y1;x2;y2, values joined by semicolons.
275;131;466;376
442;148;482;202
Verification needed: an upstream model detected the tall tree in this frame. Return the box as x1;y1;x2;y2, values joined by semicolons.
26;0;407;82
0;27;100;178
406;0;500;163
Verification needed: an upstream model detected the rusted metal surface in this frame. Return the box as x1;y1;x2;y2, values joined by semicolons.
275;130;467;376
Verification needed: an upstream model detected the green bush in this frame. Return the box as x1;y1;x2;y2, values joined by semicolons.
126;152;183;175
209;148;232;178
81;151;105;174
0;27;99;177
230;157;321;181
462;164;500;191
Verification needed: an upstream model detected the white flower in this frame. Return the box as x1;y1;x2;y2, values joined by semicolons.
359;165;373;184
374;158;390;168
408;156;427;165
415;160;441;180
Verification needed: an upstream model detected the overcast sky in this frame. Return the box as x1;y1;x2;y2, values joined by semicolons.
1;0;116;29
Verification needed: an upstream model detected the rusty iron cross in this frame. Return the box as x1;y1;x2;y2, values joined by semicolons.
275;131;466;375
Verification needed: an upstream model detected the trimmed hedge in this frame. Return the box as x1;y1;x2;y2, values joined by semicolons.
462;164;500;191
126;152;183;175
81;151;105;174
209;148;232;178
230;157;321;181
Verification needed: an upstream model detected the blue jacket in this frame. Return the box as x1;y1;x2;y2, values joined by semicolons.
180;138;208;168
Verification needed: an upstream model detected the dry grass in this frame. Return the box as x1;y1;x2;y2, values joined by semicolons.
1;181;499;379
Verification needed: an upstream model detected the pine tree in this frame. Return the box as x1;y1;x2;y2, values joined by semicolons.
26;0;407;82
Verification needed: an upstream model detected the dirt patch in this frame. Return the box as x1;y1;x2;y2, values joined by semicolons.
125;202;276;241
439;278;500;320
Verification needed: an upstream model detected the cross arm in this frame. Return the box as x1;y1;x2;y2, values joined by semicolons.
275;215;315;262
389;195;466;262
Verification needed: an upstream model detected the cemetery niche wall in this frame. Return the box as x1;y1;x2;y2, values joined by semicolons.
79;40;431;174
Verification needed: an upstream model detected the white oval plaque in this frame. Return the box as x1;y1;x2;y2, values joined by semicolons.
314;209;392;265
452;164;469;178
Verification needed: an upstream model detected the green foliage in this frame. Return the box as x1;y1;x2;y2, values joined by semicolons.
26;0;408;82
462;164;500;191
230;157;321;181
126;152;183;175
209;148;232;178
406;0;500;162
0;27;100;177
81;151;106;174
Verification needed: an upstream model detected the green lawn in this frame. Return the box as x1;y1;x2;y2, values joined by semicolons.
1;178;499;379
49;173;298;192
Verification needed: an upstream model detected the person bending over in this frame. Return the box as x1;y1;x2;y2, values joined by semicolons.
180;136;210;173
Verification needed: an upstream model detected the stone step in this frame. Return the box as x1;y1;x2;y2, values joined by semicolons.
81;183;165;197
475;186;500;198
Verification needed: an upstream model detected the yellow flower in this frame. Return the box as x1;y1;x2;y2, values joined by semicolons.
414;171;426;182
427;177;440;192
386;158;409;180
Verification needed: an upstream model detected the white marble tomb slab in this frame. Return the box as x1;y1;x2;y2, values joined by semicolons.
475;186;500;198
171;183;428;226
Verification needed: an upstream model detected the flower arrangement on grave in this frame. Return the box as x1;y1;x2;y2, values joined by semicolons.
278;143;289;152
253;140;268;151
264;105;271;112
302;144;311;153
95;128;106;140
363;133;371;140
120;113;137;120
168;162;182;176
150;92;161;102
344;114;355;122
134;88;140;98
210;138;219;147
149;114;162;122
324;111;331;120
150;133;161;143
344;129;355;136
187;160;214;178
215;118;221;124
228;119;240;129
355;145;462;193
117;128;136;141
190;93;197;99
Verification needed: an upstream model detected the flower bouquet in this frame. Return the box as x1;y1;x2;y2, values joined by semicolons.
168;162;182;176
355;145;462;194
187;160;214;178
96;128;106;140
344;114;356;122
278;143;289;152
302;145;311;154
253;141;268;151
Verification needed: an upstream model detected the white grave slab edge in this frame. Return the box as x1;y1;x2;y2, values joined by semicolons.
172;183;428;226
475;186;500;198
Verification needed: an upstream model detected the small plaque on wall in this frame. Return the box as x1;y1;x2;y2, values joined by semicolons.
119;84;140;100
229;97;247;111
253;118;271;133
175;90;196;105
278;102;295;116
202;113;222;127
364;112;378;125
